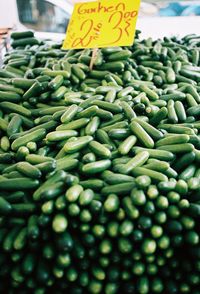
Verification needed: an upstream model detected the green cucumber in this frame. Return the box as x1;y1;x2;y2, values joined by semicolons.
82;160;111;174
130;121;154;148
16;162;42;179
11;128;46;151
0;178;39;190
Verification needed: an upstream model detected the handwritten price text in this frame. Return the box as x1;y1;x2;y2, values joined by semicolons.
62;0;140;49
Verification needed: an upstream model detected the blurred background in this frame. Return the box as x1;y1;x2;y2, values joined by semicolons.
0;0;200;44
141;1;200;16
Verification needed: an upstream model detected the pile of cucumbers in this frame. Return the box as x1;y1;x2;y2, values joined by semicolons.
0;30;200;293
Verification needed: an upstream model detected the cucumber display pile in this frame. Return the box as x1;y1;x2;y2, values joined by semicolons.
0;30;200;293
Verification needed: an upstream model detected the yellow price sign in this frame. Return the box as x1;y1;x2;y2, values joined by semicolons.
62;0;141;49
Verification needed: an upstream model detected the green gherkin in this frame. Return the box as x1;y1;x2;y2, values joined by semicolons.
0;30;199;293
